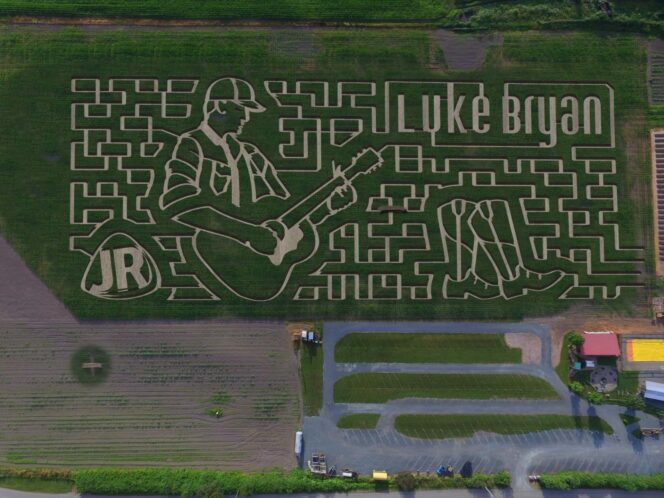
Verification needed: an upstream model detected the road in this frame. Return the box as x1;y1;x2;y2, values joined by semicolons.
7;486;664;498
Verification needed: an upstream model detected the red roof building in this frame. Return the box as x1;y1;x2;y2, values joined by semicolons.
578;331;620;357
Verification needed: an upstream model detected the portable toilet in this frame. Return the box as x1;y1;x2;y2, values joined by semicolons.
294;431;303;456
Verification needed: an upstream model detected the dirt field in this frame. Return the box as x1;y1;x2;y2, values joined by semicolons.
432;29;502;70
0;237;73;323
0;320;300;468
505;332;541;365
0;235;301;469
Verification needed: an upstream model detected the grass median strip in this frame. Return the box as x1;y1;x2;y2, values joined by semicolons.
333;373;558;403
299;324;324;416
336;413;381;429
335;333;521;364
0;477;73;494
538;471;664;491
619;414;640;426
395;414;614;439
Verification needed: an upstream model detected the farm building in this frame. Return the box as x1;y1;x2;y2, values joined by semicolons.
578;331;621;358
644;381;664;402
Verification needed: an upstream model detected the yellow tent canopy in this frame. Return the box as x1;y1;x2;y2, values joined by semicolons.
627;339;664;362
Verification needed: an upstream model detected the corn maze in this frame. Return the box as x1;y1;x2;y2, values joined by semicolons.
0;29;649;318
70;77;642;307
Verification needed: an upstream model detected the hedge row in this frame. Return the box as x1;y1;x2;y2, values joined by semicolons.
1;468;510;496
74;468;512;495
406;471;510;490
539;471;664;491
0;467;73;481
73;469;375;496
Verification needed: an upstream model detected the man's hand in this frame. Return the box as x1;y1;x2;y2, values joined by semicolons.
327;180;358;214
260;219;307;265
262;219;287;244
241;219;283;255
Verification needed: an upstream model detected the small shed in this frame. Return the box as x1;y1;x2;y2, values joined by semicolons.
372;470;389;481
644;381;664;402
579;331;620;357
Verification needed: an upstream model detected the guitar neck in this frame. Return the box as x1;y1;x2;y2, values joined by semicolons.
278;150;381;230
278;174;347;230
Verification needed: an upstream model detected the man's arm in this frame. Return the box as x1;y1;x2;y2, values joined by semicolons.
159;135;203;211
242;141;289;201
172;205;280;256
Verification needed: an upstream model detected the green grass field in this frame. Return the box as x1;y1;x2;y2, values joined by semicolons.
1;0;663;37
0;0;451;21
619;413;640;426
394;414;613;439
0;27;651;319
299;326;324;416
335;333;521;363
555;332;574;383
617;371;641;393
0;477;73;494
333;373;558;403
336;413;381;429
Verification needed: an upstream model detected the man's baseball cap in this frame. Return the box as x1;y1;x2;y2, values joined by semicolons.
205;77;266;113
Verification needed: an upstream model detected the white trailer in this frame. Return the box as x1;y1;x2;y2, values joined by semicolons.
644;381;664;402
294;431;303;457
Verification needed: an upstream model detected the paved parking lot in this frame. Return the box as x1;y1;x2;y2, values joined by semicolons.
303;322;664;490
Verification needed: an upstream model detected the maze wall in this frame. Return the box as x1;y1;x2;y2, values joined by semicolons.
69;77;642;304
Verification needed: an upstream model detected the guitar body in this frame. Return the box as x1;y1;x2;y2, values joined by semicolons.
193;219;319;301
